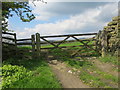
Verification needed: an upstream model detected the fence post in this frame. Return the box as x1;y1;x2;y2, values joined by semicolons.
14;33;17;48
31;34;35;58
101;30;108;57
36;33;40;57
13;33;17;56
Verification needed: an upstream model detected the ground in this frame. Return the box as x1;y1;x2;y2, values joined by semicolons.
45;49;118;88
2;47;118;88
49;61;89;88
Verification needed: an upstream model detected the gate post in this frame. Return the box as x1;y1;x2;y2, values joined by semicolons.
31;34;35;58
36;33;41;57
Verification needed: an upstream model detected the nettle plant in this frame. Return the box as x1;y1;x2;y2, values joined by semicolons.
1;65;32;89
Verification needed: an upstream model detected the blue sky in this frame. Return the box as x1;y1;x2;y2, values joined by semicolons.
8;1;118;39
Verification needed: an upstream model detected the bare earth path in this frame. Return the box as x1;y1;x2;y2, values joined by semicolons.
48;60;89;88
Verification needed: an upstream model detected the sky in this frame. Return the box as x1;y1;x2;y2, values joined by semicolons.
8;1;118;39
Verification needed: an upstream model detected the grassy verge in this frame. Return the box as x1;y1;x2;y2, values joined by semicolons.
2;48;61;89
79;63;118;88
99;55;118;65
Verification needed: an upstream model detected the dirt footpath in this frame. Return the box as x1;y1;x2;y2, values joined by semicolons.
48;60;89;88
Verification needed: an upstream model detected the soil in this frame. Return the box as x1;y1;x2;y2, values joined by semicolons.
48;60;90;88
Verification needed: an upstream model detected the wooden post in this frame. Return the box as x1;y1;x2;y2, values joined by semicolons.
31;34;35;58
36;33;40;57
102;30;108;57
14;33;17;48
13;33;17;56
99;31;102;49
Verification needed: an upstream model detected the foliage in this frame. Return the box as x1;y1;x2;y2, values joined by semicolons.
2;48;61;88
1;64;32;89
10;63;61;88
2;2;35;31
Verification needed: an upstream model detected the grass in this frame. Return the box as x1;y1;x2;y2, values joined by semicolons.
99;55;118;65
41;41;95;48
80;71;107;88
79;65;118;88
9;62;61;88
2;48;62;88
18;46;32;49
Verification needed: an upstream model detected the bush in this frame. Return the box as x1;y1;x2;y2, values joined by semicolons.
1;65;32;89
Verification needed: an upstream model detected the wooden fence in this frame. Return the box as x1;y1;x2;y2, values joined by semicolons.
2;31;110;58
2;32;17;47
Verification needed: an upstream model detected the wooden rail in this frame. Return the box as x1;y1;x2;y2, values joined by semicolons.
41;45;96;49
2;32;16;35
17;38;32;41
40;38;96;44
17;42;32;45
2;42;16;46
2;36;15;41
2;32;17;47
41;33;97;38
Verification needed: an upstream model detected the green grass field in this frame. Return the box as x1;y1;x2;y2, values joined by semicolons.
41;41;95;48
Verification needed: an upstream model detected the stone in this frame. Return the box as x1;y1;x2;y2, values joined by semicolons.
48;55;54;60
77;70;81;73
68;70;72;74
50;60;58;65
112;16;120;21
108;21;118;26
72;68;77;71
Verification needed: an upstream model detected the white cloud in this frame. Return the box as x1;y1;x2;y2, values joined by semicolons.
29;2;110;21
16;2;118;39
96;3;118;22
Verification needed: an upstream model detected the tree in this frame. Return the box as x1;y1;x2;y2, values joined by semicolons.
2;2;35;31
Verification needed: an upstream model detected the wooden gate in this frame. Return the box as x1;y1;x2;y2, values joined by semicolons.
39;33;100;57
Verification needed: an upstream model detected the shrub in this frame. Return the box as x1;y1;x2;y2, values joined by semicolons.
1;65;32;89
